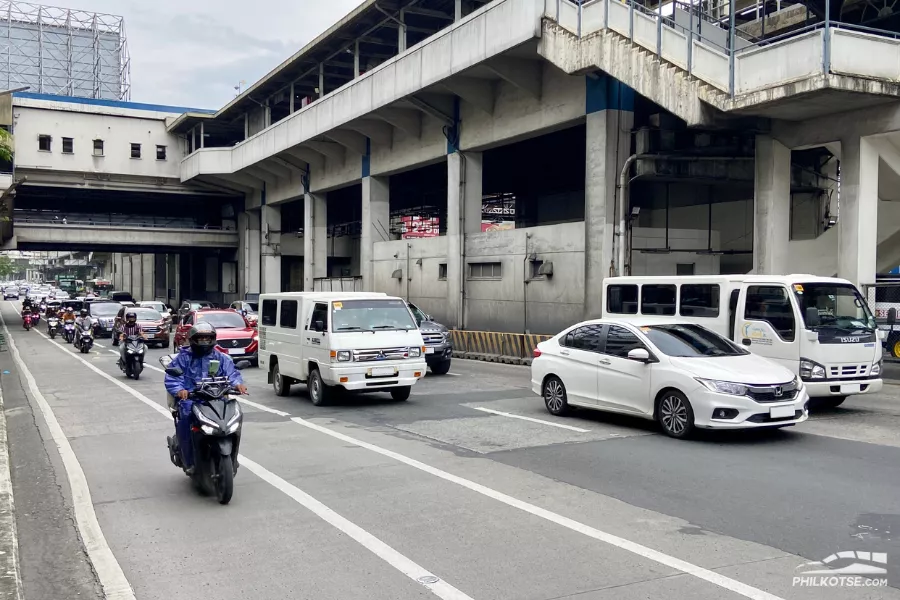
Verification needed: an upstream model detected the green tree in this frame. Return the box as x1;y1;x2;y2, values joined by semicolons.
0;129;13;163
0;255;15;278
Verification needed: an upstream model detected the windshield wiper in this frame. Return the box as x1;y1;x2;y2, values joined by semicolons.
335;326;362;331
371;325;399;330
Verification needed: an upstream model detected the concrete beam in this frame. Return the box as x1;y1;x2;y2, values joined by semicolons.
404;6;453;19
405;96;454;126
323;129;369;155
345;119;393;146
269;155;308;175
219;171;266;190
373;107;421;139
197;175;254;196
243;166;282;188
306;140;346;162
441;77;495;115
870;137;900;180
484;57;542;99
254;160;293;180
284;147;324;171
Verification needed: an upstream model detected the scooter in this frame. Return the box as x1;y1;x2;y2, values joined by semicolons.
62;320;76;344
47;317;60;339
161;355;243;505
118;335;145;380
22;313;32;331
74;327;94;354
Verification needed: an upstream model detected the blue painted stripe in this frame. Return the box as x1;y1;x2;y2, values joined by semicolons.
13;92;214;114
586;74;635;114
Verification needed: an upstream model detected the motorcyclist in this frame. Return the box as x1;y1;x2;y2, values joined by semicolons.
163;323;247;474
118;310;145;363
21;297;33;312
75;309;93;334
61;307;76;324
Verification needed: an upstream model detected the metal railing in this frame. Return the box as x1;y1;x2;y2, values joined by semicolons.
552;0;900;98
313;276;363;292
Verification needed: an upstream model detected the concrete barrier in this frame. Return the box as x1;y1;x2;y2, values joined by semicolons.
450;330;553;365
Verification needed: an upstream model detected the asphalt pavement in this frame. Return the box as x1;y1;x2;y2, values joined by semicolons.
2;299;900;600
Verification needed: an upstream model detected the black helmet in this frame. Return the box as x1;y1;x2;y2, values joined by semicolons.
80;309;88;317
125;311;137;324
188;322;217;356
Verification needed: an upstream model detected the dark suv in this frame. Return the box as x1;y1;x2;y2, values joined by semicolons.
88;301;122;337
407;302;452;375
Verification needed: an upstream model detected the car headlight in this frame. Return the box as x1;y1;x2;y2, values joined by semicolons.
252;334;259;342
696;378;749;396
409;346;421;358
799;358;826;380
871;359;883;376
336;350;352;362
442;331;451;340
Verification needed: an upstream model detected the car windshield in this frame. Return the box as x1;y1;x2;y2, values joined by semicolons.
246;302;258;313
197;312;246;328
142;303;165;312
132;308;162;321
332;299;417;331
793;282;876;332
641;324;749;357
90;303;120;316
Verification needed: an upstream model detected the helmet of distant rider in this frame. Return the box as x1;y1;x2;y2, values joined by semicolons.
187;322;217;357
80;309;88;317
125;311;137;325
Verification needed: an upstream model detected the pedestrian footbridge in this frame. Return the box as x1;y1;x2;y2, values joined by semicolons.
10;221;239;251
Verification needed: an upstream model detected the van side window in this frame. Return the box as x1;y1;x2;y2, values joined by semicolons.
641;284;676;316
680;284;720;317
744;286;795;341
307;303;328;331
607;285;638;314
261;300;277;326
280;300;298;328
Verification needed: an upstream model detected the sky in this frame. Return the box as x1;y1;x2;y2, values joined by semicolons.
41;0;364;110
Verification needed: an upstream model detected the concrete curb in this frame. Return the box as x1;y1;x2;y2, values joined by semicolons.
0;381;24;600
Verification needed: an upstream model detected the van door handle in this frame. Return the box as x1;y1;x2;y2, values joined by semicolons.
598;359;611;365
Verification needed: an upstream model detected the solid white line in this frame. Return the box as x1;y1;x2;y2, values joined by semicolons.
471;407;591;433
0;311;136;600
0;387;24;600
287;416;785;600
12;308;472;600
239;398;291;417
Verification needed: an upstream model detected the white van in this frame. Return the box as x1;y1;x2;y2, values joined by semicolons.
258;292;427;405
602;275;883;406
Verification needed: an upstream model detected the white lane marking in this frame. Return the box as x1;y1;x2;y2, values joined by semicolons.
16;311;472;600
287;416;785;600
471;407;591;433
0;387;24;600
0;310;136;600
239;398;291;417
95;342;105;348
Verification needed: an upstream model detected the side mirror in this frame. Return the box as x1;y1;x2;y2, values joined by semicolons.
805;306;821;328
889;308;897;326
424;314;432;322
627;348;651;363
165;367;184;377
314;320;325;332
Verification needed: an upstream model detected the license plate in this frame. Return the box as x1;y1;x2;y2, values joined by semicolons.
227;348;245;355
840;384;861;394
369;366;397;377
424;347;435;354
770;405;795;419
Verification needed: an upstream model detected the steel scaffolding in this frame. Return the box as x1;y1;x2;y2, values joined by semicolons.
0;1;130;100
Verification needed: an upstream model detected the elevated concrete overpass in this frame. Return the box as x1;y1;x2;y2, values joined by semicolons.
11;221;238;252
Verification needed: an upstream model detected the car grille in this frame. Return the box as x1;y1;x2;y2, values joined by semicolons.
747;380;800;404
827;364;870;379
747;410;803;423
142;326;161;334
220;337;252;349
354;347;410;362
422;332;444;346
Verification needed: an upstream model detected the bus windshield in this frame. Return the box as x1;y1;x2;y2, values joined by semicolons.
794;282;876;333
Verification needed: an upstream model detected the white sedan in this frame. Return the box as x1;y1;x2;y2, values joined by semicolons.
531;319;809;438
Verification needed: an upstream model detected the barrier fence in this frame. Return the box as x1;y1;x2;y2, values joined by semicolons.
864;282;900;361
449;330;553;364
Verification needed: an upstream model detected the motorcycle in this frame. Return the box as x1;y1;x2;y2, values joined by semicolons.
22;313;32;331
47;317;60;339
118;335;145;380
74;326;94;354
161;355;243;505
62;320;76;344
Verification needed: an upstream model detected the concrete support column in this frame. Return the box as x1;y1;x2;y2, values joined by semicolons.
304;192;328;291
584;91;633;319
398;9;407;52
141;254;154;301
361;176;390;291
122;255;133;294
261;205;282;293
166;254;180;307
838;135;879;287
239;211;261;297
446;151;483;329
753;135;792;275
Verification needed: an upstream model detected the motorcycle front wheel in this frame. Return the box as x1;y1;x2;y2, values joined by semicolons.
216;454;234;505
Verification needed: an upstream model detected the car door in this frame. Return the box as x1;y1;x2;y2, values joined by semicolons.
301;301;329;374
557;325;604;406
596;324;653;415
737;285;799;370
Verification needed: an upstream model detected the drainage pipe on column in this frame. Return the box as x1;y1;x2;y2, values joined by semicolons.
458;153;467;330
614;154;756;277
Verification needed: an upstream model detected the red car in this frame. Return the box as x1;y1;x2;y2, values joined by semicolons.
173;308;259;366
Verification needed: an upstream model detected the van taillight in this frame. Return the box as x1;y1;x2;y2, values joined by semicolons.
533;348;542;358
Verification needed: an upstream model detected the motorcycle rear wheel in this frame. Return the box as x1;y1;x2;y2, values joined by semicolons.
216;455;234;505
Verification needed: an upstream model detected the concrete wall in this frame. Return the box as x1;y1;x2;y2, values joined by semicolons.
373;236;450;323
14;104;183;178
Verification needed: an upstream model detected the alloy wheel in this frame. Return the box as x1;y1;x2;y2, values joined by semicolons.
660;394;688;436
